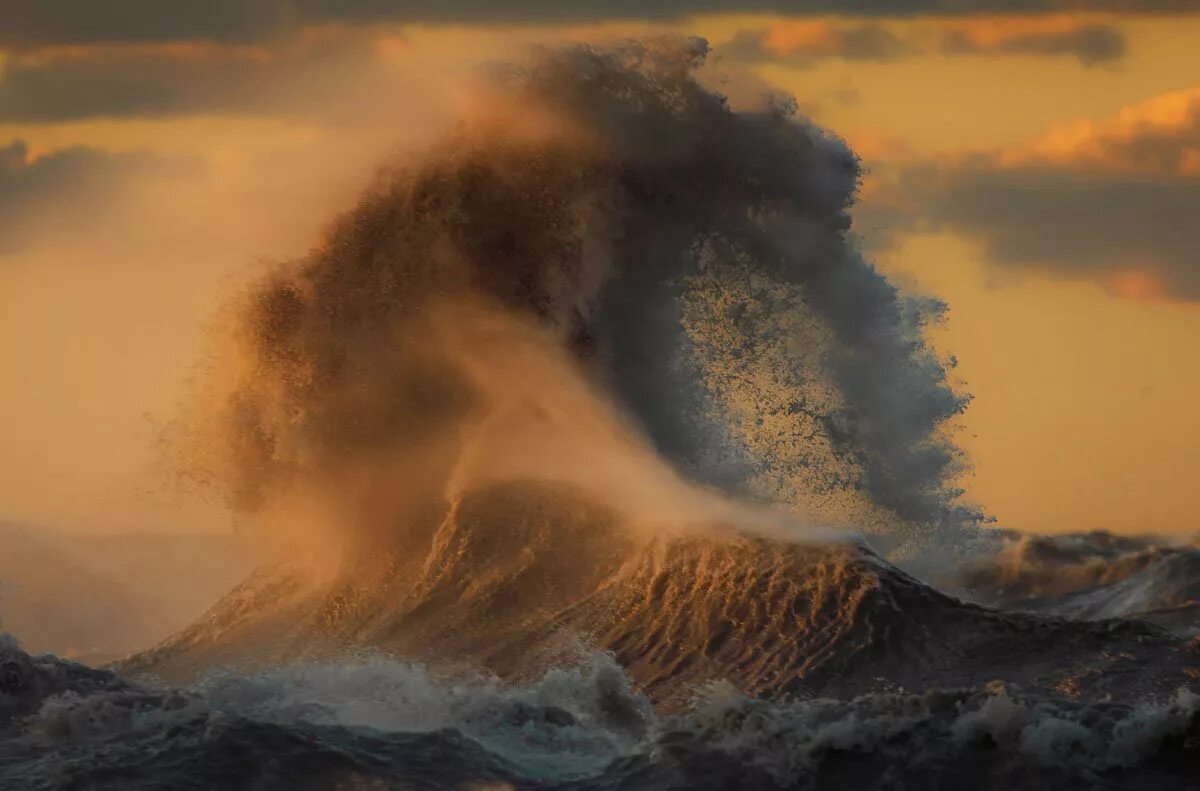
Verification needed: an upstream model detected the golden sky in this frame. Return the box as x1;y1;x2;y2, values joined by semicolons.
1;6;1197;536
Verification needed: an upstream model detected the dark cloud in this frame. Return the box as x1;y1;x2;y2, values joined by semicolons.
906;166;1200;297
722;24;915;69
867;92;1200;299
0;15;1128;123
1;1;1195;47
0;34;386;122
0;51;256;122
0;140;184;251
0;2;282;47
0;141;135;210
835;24;914;60
723;21;1125;70
939;23;1125;66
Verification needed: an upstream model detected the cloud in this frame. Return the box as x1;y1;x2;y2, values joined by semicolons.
1;1;1195;47
722;23;915;68
1010;88;1200;173
872;88;1200;299
938;21;1125;66
0;1;282;47
908;167;1198;298
0;15;1127;124
722;18;1125;69
0;31;393;122
0;140;181;249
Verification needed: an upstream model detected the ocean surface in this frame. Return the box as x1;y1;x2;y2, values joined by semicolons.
3;526;1200;790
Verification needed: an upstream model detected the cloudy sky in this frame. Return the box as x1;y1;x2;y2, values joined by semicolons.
2;1;1197;536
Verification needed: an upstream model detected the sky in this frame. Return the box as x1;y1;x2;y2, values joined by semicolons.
1;2;1197;536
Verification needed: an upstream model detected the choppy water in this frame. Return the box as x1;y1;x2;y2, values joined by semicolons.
4;635;1200;790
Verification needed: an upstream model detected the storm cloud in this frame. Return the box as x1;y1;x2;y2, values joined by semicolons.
722;24;916;68
1;0;1194;47
0;140;186;251
871;88;1200;299
908;167;1199;297
0;33;385;122
722;19;1125;69
938;23;1125;66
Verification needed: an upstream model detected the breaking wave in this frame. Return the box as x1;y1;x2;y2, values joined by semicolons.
167;37;971;558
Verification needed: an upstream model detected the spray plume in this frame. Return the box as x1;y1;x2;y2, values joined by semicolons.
170;38;971;564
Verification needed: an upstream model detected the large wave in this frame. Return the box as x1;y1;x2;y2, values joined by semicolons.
138;36;1200;712
168;38;971;564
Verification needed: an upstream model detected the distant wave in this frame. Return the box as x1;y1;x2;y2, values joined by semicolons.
952;530;1200;632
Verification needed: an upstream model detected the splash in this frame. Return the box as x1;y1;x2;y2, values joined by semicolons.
168;38;970;566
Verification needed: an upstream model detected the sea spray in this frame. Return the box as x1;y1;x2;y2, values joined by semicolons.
167;39;972;571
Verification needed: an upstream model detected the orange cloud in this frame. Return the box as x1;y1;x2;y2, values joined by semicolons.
723;15;1126;70
1105;267;1169;300
8;40;271;66
759;21;842;56
934;14;1107;46
722;20;912;67
869;85;1200;300
1014;87;1200;174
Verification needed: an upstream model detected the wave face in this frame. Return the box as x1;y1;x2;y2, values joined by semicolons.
124;482;1200;712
